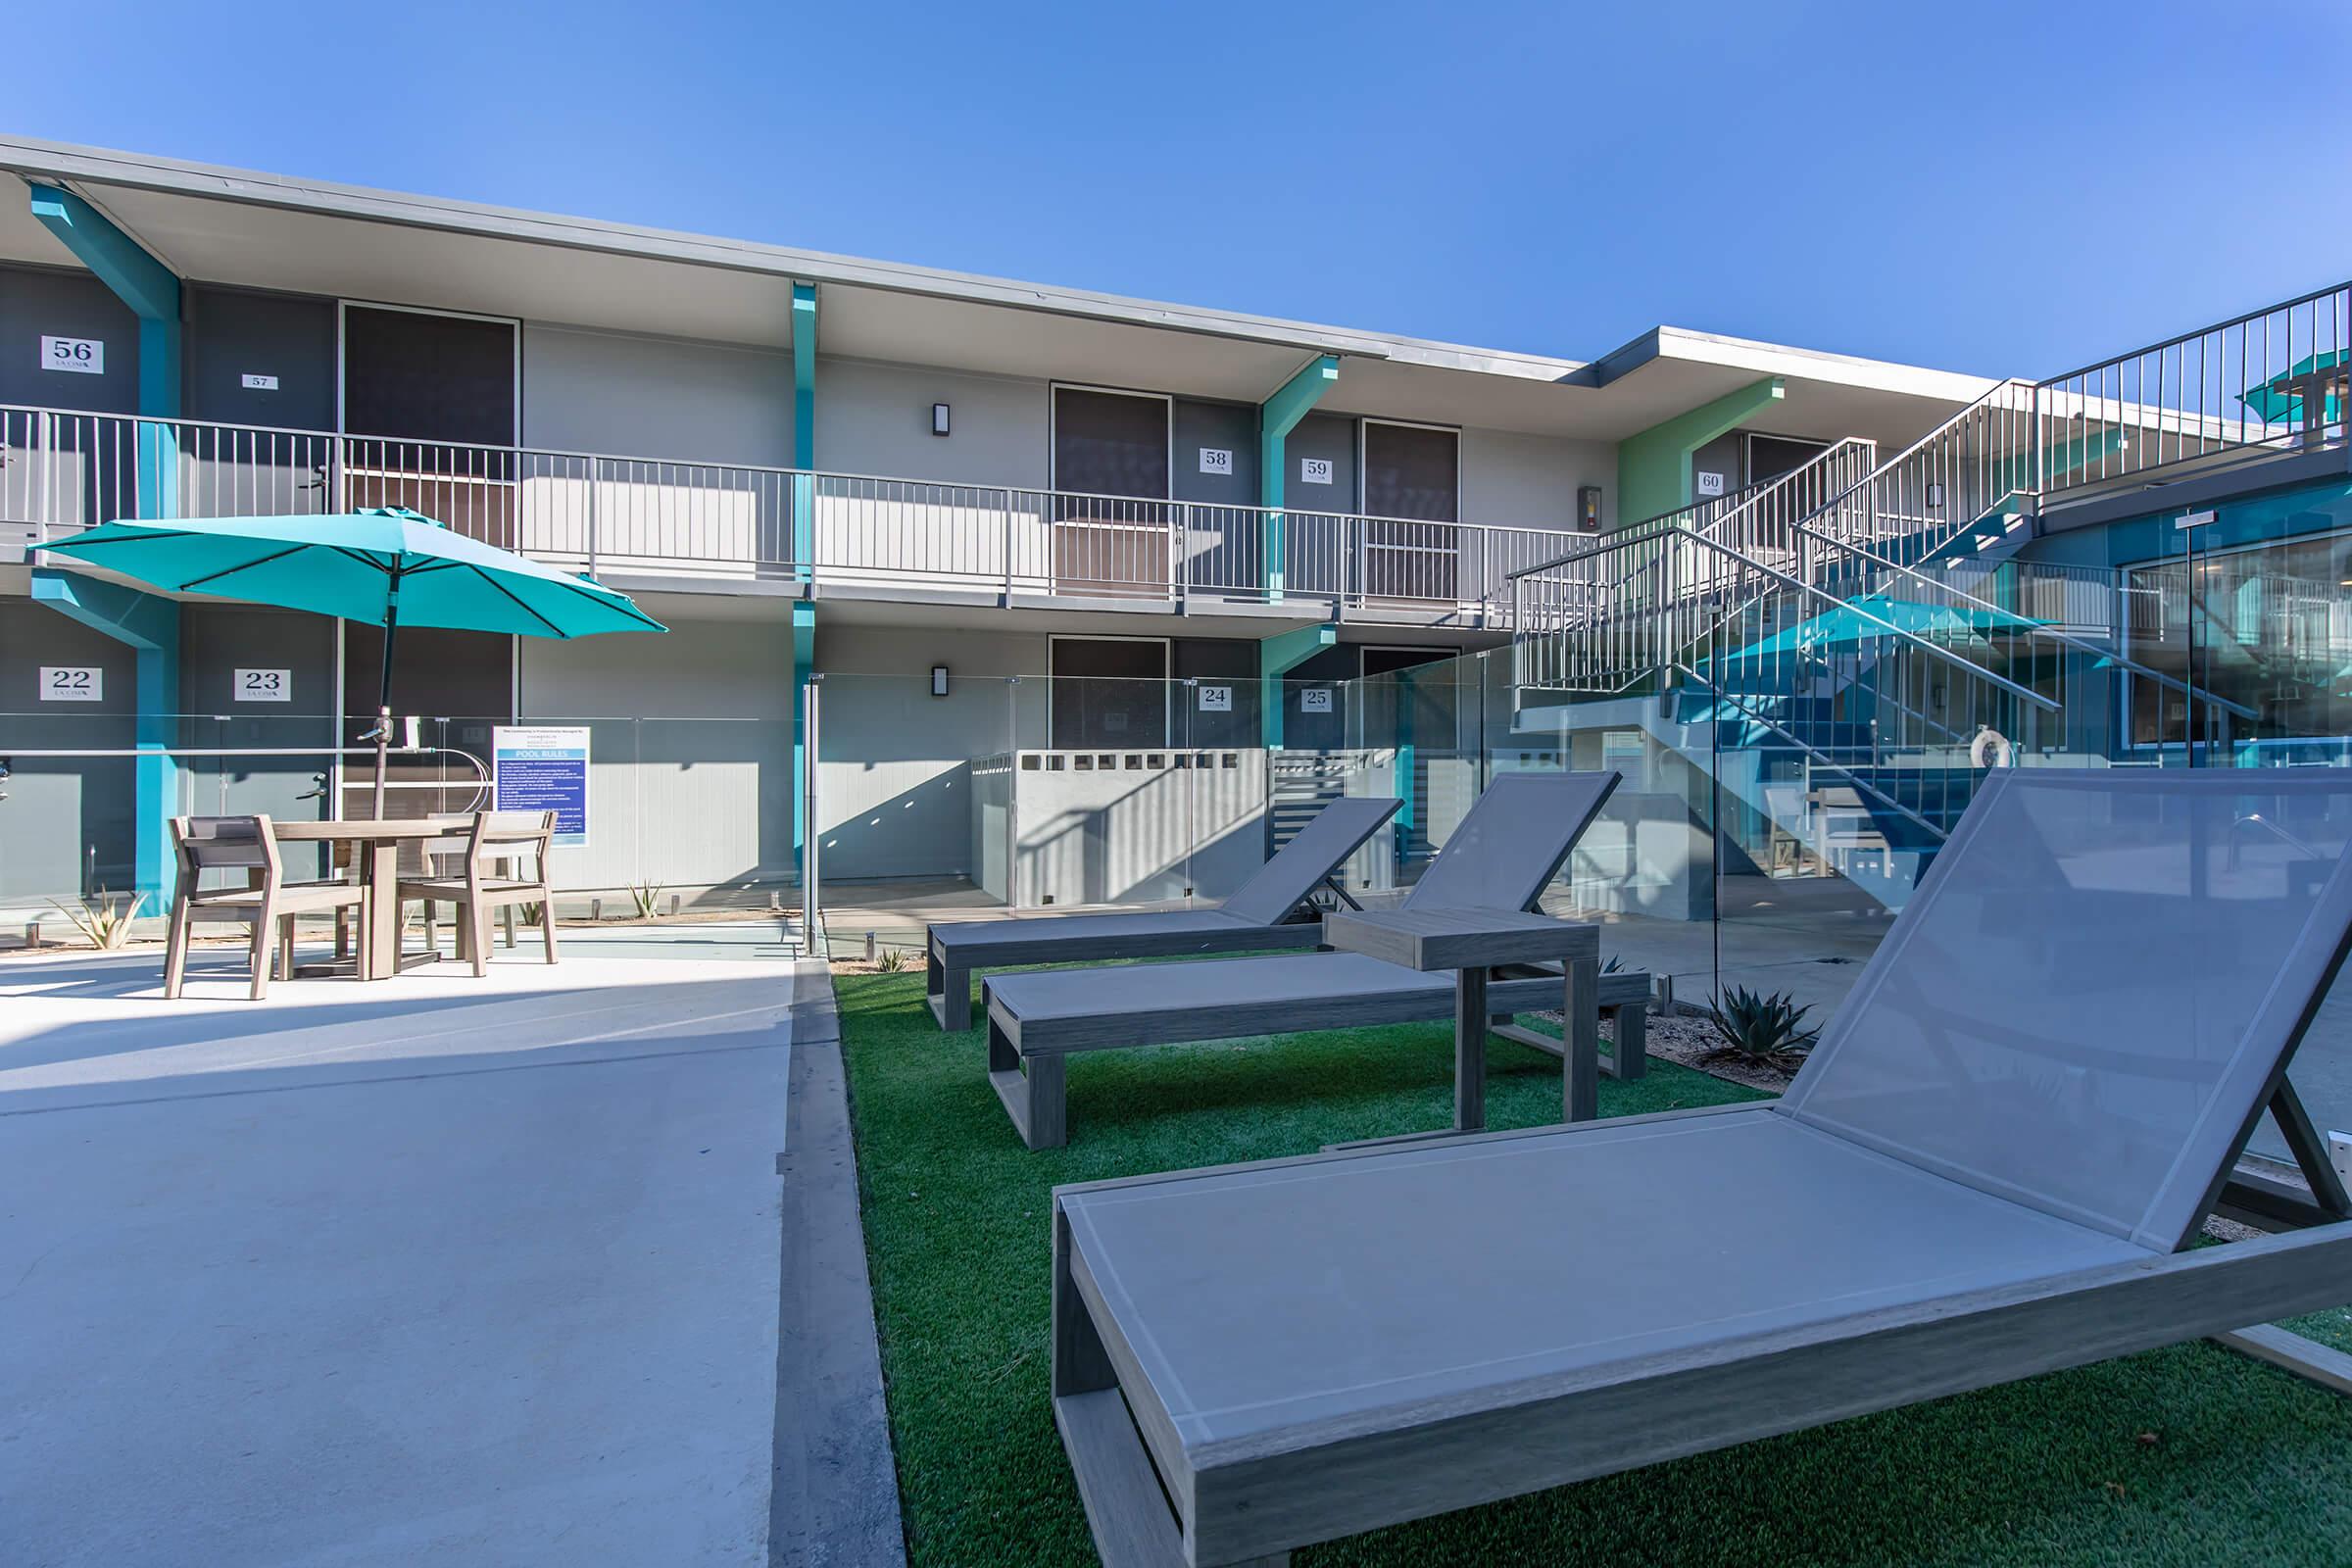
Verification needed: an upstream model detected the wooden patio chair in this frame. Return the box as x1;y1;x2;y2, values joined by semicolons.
162;815;368;1001
399;810;559;977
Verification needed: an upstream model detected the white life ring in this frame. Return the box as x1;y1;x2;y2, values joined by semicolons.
1971;726;2014;769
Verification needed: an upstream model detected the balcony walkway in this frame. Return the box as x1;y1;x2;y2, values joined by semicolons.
0;938;895;1567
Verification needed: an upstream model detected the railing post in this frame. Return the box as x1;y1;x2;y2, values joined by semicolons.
1004;489;1016;604
586;457;601;579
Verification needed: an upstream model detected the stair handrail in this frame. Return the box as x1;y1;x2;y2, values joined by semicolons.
1667;661;1954;846
1508;434;1879;589
1794;377;2042;555
1526;520;2060;711
1786;517;2261;722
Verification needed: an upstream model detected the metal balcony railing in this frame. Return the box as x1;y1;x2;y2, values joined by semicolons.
0;404;1588;620
2037;280;2352;498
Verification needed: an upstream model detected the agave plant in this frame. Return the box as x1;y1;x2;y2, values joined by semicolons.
1703;985;1819;1073
873;946;909;974
51;889;146;951
628;882;664;920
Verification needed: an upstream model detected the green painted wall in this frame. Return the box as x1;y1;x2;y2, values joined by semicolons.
1614;376;1784;528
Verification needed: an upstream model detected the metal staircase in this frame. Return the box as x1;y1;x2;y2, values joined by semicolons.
1509;356;2278;906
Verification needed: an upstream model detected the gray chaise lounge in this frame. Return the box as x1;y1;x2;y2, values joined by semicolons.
986;772;1636;1150
1050;769;2352;1565
924;794;1400;1031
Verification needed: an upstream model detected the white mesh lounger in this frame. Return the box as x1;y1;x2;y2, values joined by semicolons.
1051;769;2352;1565
923;795;1400;1031
986;772;1629;1150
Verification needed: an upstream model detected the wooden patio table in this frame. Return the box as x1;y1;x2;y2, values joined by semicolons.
1322;906;1601;1140
270;817;470;980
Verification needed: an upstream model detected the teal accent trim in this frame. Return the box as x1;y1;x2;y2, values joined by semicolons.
28;186;178;320
1394;666;1417;860
1258;356;1340;602
792;283;818;583
792;603;816;858
31;567;181;905
1257;621;1335;747
30;183;182;518
1615;376;1783;527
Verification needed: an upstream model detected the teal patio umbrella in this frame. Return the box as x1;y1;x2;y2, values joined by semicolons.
2242;349;2349;431
44;507;665;814
1723;593;2041;662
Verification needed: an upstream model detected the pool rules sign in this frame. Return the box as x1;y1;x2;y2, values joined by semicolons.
491;726;590;848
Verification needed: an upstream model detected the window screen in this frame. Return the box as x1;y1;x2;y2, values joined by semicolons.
1747;434;1831;486
1362;422;1459;522
341;307;515;446
1053;389;1169;499
1050;637;1169;748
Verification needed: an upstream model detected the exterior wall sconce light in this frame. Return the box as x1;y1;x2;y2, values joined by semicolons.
931;664;950;697
1925;482;1945;509
932;403;951;436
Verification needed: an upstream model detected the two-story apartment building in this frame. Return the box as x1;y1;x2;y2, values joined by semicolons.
0;136;1994;906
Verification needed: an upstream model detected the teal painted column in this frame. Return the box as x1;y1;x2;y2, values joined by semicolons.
792;603;816;863
791;282;817;582
31;568;181;906
29;184;181;518
1614;376;1784;528
30;185;184;909
1258;621;1335;748
1394;664;1417;864
1258;356;1340;602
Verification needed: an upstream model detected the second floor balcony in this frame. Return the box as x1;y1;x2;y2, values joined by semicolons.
1;404;1590;624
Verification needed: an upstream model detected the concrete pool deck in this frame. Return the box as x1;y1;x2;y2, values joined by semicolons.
0;937;897;1567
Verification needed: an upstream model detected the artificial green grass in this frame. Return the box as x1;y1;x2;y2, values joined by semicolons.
836;969;2352;1566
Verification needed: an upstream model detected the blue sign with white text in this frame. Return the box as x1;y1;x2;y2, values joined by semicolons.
492;727;590;848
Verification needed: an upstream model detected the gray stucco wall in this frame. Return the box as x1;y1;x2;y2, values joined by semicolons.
1461;425;1614;532
523;323;795;466
1285;411;1356;510
185;286;337;431
0;595;138;902
815;622;1049;881
815;358;1047;486
1;264;140;415
515;611;795;891
1171;400;1258;506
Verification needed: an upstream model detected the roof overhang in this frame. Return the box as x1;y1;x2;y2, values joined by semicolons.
0;136;1993;447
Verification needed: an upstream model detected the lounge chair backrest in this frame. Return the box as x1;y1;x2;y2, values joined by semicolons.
1401;771;1620;914
1779;769;2352;1252
1219;796;1403;926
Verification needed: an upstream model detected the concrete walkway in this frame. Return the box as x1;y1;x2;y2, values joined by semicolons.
0;939;857;1567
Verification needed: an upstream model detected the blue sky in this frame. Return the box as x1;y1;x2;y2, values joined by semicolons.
11;0;2346;377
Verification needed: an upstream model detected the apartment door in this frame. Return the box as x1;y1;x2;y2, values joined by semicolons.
1050;635;1170;748
1361;420;1460;601
1051;386;1172;596
340;304;518;548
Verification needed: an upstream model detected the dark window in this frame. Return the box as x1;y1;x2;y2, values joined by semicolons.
1361;423;1460;600
1362;422;1459;522
1051;637;1168;748
342;306;515;446
1053;388;1168;499
1746;434;1830;486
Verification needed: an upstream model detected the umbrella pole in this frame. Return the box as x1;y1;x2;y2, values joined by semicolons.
372;570;401;819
